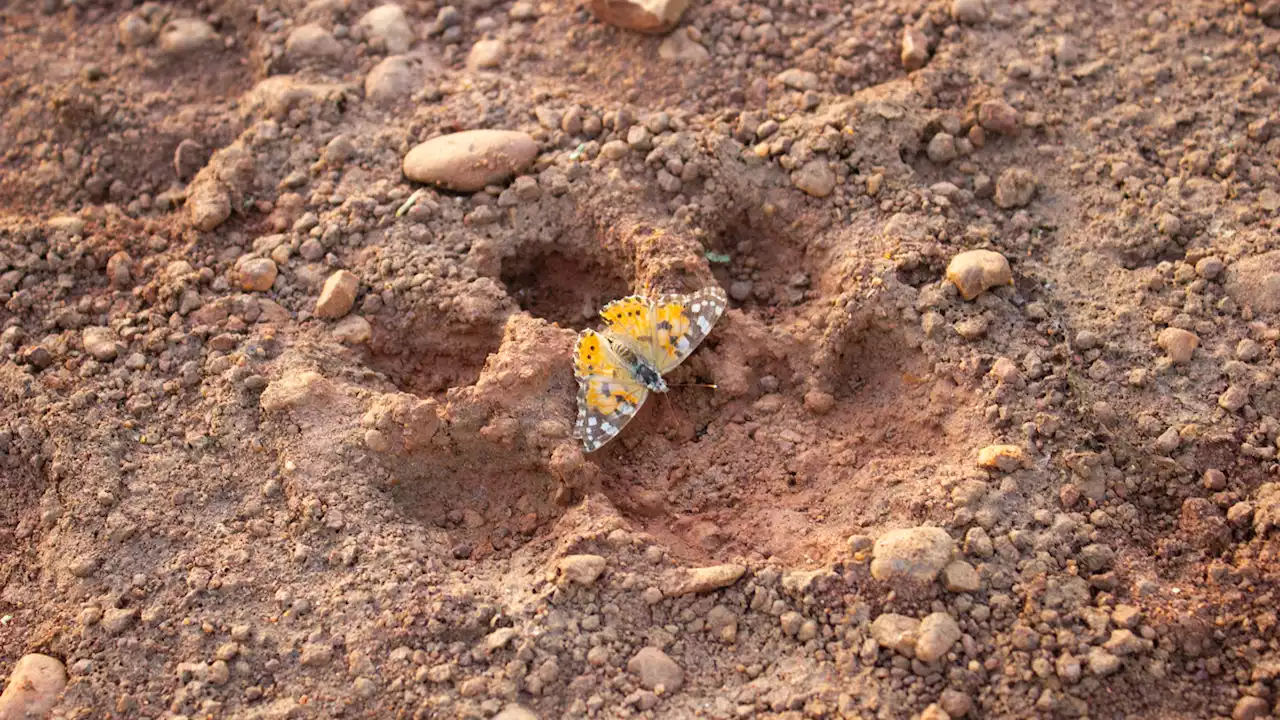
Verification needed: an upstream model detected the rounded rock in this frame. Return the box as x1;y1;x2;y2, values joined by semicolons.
239;258;279;292
403;130;539;192
941;560;981;593
82;327;119;362
793;161;836;198
901;28;930;70
287;24;343;60
587;0;689;34
555;554;607;586
360;4;414;54
159;19;218;55
467;39;506;70
118;13;155;48
871;613;920;655
927;133;957;163
946;249;1012;300
627;647;683;691
951;0;987;23
494;705;540;720
914;612;961;663
0;654;67;719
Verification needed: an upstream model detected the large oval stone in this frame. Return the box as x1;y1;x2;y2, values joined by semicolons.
402;130;538;192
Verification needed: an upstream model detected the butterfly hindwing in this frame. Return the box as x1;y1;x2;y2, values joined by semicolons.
649;286;728;374
572;329;650;452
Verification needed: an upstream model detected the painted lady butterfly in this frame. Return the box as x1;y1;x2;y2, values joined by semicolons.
572;287;728;452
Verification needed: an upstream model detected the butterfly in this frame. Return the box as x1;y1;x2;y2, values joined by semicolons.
572;287;729;452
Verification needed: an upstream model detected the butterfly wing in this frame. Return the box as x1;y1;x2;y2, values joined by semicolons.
572;329;650;452
648;286;729;374
600;295;658;348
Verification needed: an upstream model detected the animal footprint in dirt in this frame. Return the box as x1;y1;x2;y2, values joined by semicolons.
572;287;728;452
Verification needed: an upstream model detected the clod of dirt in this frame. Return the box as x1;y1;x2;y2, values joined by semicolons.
187;182;232;232
946;249;1012;300
627;647;684;692
554;554;607;585
1223;251;1280;313
1157;327;1199;364
402;130;539;191
978;100;1020;135
366;56;429;105
587;0;689;33
871;526;956;585
1253;484;1280;535
994;167;1037;208
914;612;962;663
0;654;67;718
977;444;1029;471
657;29;710;64
871;613;920;655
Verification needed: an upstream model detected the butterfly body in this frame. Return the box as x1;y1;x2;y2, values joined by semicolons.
572;287;728;452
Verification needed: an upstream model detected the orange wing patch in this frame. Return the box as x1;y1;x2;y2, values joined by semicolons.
600;296;656;346
573;330;610;377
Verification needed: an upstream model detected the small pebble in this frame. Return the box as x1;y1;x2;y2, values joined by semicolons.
901;28;930;70
239;258;278;292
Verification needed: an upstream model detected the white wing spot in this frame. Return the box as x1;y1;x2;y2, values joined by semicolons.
697;316;711;333
602;422;617;434
588;418;598;427
676;337;691;352
690;302;702;312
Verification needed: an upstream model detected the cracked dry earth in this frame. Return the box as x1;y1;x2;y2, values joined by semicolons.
2;0;1280;718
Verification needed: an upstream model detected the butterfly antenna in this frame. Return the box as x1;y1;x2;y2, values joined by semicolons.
669;382;719;389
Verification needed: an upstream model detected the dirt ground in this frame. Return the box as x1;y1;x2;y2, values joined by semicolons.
1;0;1280;717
